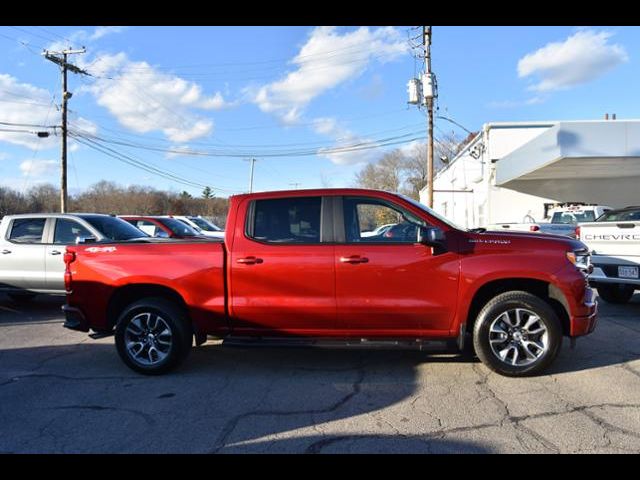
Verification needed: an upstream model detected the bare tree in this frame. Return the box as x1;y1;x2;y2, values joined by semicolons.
354;131;473;201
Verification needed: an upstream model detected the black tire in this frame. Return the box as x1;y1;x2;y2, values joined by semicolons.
115;297;192;375
597;284;635;304
7;292;37;302
473;291;562;377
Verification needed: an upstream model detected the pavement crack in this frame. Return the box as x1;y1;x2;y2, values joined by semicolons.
209;363;366;453
50;405;156;427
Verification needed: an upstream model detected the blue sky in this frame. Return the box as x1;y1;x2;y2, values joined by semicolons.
0;26;635;197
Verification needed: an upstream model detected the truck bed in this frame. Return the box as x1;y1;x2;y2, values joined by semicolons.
65;240;228;336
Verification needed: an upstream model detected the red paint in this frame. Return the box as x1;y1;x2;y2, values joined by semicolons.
65;189;597;342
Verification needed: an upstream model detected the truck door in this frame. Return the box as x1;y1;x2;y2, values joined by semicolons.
0;217;49;291
229;196;337;335
334;196;460;336
45;218;95;291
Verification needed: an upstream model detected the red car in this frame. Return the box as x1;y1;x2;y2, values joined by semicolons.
120;216;209;240
63;189;597;377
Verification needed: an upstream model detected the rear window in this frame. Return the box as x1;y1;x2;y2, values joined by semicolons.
551;211;596;224
9;218;46;243
597;209;640;222
249;197;321;244
80;215;149;241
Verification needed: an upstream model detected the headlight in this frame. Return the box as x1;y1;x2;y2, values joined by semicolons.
566;249;592;275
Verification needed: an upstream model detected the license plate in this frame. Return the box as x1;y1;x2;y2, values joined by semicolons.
618;266;639;279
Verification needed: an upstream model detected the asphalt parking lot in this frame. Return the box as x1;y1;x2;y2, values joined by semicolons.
1;293;639;453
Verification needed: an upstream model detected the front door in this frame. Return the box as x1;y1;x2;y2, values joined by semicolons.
335;196;459;336
230;196;336;335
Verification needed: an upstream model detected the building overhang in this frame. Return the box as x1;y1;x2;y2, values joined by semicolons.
496;120;640;207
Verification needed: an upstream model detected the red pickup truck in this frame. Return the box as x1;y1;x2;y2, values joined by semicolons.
62;189;597;377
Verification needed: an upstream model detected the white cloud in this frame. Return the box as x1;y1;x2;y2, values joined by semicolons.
20;159;58;177
251;26;408;123
517;30;628;92
312;116;381;166
0;74;58;150
84;53;233;142
90;26;126;41
46;26;127;51
0;73;98;150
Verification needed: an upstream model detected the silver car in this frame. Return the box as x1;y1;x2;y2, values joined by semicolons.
0;213;147;299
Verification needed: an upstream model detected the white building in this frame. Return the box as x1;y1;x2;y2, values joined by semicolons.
420;119;640;229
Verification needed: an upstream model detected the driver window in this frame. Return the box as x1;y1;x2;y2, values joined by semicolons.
344;198;426;243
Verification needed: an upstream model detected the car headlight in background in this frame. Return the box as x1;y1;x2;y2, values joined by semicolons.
566;249;593;275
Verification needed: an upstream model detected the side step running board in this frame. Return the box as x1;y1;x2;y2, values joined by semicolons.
221;336;454;352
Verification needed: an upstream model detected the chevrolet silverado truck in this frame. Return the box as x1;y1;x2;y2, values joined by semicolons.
488;205;612;239
577;206;640;304
63;189;598;377
0;213;148;300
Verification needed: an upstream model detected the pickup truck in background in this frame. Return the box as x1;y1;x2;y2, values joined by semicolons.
63;189;597;377
577;206;640;304
488;205;612;239
0;213;148;299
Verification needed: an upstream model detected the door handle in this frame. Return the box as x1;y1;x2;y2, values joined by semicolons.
236;256;263;265
1;249;11;254
50;250;62;256
339;255;369;264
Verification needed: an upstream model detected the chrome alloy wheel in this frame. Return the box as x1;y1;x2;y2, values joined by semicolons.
124;312;173;366
488;308;549;367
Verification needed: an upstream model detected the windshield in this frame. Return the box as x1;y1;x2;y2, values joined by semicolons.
398;194;464;231
158;218;200;237
597;209;640;222
80;215;149;241
188;216;221;231
551;211;596;224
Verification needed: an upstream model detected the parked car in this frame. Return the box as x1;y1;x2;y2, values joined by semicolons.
577;206;640;304
120;216;211;240
0;213;148;299
167;215;225;238
63;189;597;377
361;223;396;238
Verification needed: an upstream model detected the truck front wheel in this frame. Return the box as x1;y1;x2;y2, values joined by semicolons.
115;297;193;375
596;284;635;304
473;291;562;377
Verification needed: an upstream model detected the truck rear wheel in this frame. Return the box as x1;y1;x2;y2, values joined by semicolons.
115;297;192;375
596;284;635;304
473;291;562;377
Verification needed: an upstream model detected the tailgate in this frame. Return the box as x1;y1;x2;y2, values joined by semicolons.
579;222;640;257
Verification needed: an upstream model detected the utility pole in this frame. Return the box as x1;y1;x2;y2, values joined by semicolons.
423;26;435;208
245;158;257;193
406;27;437;208
289;182;301;190
43;47;89;213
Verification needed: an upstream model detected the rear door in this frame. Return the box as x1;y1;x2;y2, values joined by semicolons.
229;195;337;335
45;218;94;291
0;217;49;291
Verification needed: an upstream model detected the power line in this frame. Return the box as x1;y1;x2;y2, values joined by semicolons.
71;134;240;193
70;129;426;158
0;120;57;128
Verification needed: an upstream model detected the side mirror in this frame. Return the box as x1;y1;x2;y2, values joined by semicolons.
76;235;97;245
418;226;446;247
